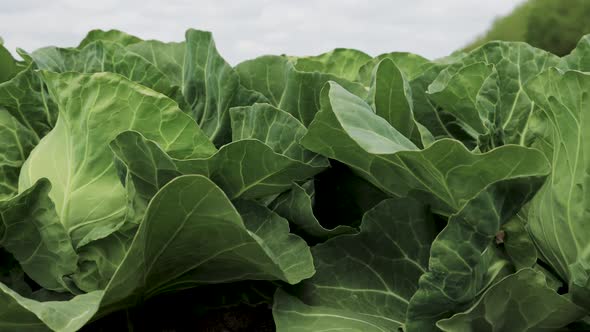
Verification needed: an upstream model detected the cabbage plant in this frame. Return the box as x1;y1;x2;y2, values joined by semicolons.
1;29;590;331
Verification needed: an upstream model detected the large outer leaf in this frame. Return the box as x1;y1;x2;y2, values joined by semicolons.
273;198;435;331
0;175;314;331
0;180;77;291
437;269;585;332
525;68;590;307
0;286;103;332
293;48;371;81
406;176;548;331
301;81;550;215
72;229;135;293
19;71;215;248
102;175;314;307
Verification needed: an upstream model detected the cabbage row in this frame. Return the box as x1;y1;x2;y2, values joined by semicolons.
1;29;590;331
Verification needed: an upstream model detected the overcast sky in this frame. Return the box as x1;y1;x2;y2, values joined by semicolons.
0;0;525;65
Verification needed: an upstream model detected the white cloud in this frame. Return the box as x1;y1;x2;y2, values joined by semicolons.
0;0;526;64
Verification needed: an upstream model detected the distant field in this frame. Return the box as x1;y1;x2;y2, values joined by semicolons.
464;0;590;55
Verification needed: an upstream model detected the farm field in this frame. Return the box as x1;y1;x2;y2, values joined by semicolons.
2;28;590;331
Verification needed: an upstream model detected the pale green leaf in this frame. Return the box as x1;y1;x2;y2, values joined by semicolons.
525;68;590;308
19;71;215;248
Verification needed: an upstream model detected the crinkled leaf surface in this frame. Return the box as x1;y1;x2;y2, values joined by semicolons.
102;175;313;309
526;68;590;308
406;174;548;331
126;40;185;88
431;42;563;146
427;62;499;148
437;269;585;332
3;27;590;332
30;41;179;101
273;198;435;331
